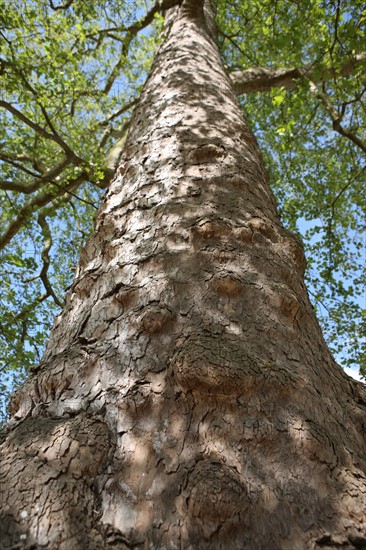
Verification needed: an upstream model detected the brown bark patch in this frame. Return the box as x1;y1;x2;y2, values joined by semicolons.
182;461;247;540
141;307;175;336
73;274;97;299
214;276;242;297
5;416;109;480
292;419;344;467
187;144;225;164
115;287;139;311
282;237;307;275
192;219;230;242
172;334;260;395
233;226;252;243
248;217;279;243
267;287;300;323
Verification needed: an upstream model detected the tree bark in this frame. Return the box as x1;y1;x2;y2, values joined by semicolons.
1;1;366;548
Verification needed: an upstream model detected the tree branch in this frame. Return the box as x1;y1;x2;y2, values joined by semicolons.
327;166;366;231
14;290;55;322
219;30;257;66
0;180;41;194
98;0;179;94
37;213;64;308
1;96;135;212
22;213;64;308
102;43;129;95
229;53;366;95
49;0;75;9
84;0;179;43
0;171;89;251
103;120;131;175
99;97;138;128
0;153;42;179
0;100;83;162
0;150;40;166
0;156;72;194
309;81;366;154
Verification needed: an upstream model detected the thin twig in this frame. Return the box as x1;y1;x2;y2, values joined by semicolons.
308;80;366;154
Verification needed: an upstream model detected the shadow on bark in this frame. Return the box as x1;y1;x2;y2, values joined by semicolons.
2;1;366;548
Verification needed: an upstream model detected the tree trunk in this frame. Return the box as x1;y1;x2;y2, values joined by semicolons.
1;1;366;548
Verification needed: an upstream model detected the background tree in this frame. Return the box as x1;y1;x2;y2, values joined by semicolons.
1;0;365;416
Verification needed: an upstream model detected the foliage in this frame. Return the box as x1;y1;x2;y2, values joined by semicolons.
0;0;365;421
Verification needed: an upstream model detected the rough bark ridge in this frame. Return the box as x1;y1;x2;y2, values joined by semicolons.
1;0;366;548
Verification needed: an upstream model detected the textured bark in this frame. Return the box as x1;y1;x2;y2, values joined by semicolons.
1;1;366;549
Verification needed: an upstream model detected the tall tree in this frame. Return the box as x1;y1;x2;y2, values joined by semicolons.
0;0;365;395
1;1;366;548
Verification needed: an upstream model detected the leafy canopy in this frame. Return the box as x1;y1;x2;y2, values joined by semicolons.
0;0;365;418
